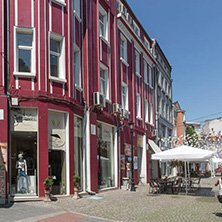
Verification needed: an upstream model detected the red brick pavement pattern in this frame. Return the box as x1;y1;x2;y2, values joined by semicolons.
37;212;88;222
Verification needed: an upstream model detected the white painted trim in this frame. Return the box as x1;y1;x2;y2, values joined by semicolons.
31;0;34;27
117;25;132;43
114;129;118;187
68;1;70;97
141;135;147;184
66;113;70;195
86;110;91;191
114;14;117;103
50;81;52;93
49;1;52;32
62;6;64;36
32;78;34;90
49;76;67;83
51;0;66;7
13;72;36;78
15;0;18;26
73;11;82;23
120;58;129;67
15;77;18;89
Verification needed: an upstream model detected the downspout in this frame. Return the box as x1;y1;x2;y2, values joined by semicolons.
6;0;11;204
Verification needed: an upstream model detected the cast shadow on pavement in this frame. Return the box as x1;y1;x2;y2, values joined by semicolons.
213;212;222;218
0;203;14;208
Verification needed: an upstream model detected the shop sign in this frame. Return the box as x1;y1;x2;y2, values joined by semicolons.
12;108;37;132
137;135;143;148
124;144;131;156
48;112;66;151
120;155;125;170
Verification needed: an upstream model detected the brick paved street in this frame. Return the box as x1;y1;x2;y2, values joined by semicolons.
1;177;222;222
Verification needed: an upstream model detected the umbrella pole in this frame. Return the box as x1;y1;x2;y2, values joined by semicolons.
185;161;187;195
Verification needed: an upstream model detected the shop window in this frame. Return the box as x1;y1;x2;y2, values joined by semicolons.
10;108;38;196
14;27;36;77
97;123;115;190
74;116;83;191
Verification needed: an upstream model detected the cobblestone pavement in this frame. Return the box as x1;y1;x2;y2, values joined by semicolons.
1;177;222;222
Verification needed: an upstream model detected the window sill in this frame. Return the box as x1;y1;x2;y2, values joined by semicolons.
75;84;83;92
51;0;66;7
73;10;81;22
149;84;154;90
120;57;129;67
135;72;141;78
49;76;67;84
105;98;112;104
144;81;149;86
136;116;142;121
99;35;109;46
13;72;36;78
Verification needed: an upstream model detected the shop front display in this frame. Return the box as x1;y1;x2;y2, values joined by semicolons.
97;123;115;190
10;108;38;196
48;111;67;195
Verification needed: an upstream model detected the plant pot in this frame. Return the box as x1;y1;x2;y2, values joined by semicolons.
44;188;51;202
73;186;80;199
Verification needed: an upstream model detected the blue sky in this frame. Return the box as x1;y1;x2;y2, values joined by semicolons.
127;0;222;126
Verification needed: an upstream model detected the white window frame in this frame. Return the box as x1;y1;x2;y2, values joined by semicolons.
143;60;148;84
73;0;80;19
99;63;109;100
135;50;140;75
120;34;127;63
74;44;81;89
14;26;36;78
136;93;141;119
122;82;128;111
51;0;66;7
49;32;66;83
149;66;152;87
144;37;150;50
133;20;140;37
98;5;108;41
145;100;148;123
149;103;153;125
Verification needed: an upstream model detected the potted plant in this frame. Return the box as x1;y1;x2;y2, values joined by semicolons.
73;175;81;199
43;176;54;202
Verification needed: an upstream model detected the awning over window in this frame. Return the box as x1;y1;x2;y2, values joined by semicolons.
148;140;161;153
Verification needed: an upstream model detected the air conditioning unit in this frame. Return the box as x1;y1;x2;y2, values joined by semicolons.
93;92;106;108
121;109;130;119
113;103;122;114
152;129;157;137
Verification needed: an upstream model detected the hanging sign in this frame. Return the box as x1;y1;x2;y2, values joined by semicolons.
124;143;131;156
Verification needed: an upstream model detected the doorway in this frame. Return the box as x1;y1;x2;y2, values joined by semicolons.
48;150;66;195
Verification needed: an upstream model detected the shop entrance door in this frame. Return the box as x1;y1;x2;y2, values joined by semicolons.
48;150;66;195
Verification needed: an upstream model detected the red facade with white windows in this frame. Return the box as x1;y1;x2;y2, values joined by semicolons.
0;0;160;201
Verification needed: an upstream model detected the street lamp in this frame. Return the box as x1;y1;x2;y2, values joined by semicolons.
129;121;135;191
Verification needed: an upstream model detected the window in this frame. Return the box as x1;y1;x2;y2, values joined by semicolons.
99;5;107;40
14;27;35;76
135;50;140;74
73;0;80;17
74;45;81;88
144;37;150;50
122;83;128;110
149;103;153;125
100;65;109;99
145;100;148;122
49;32;65;80
136;93;141;118
120;35;127;62
149;66;152;87
133;21;140;36
144;60;148;83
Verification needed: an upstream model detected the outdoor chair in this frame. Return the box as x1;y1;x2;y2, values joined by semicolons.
149;179;160;194
191;177;202;188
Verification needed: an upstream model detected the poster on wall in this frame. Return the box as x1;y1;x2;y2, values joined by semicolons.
124;144;131;156
134;156;138;170
120;155;125;170
0;143;7;171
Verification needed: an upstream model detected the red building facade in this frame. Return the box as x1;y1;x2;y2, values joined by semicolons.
0;0;159;201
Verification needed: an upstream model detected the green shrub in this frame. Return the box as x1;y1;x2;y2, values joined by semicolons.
43;176;54;188
73;175;81;187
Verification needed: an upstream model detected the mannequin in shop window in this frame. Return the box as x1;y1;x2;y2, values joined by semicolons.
16;153;28;193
